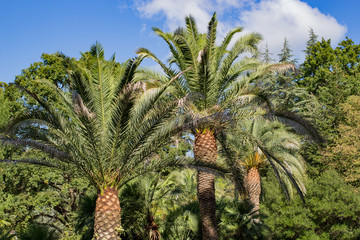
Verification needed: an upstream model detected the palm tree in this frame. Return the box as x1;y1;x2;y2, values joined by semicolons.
1;43;185;240
224;118;306;217
137;13;267;239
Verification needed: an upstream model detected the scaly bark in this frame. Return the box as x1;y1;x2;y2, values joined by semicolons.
94;187;121;240
147;214;160;240
245;167;261;215
194;129;218;240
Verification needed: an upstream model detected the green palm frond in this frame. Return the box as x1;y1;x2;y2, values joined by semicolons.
0;137;70;161
223;117;306;199
270;110;324;143
138;14;267;133
185;15;200;44
217;132;247;195
1;42;187;193
215;27;243;64
260;147;305;202
0;159;64;169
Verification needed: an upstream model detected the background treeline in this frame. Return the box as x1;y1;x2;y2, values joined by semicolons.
1;15;360;240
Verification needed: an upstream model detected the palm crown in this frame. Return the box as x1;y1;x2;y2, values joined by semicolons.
137;13;264;132
222;117;306;217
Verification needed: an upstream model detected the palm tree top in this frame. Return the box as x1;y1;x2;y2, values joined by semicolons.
223;117;306;200
1;43;184;192
137;13;266;132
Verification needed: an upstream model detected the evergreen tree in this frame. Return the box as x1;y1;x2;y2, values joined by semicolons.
304;28;318;55
262;43;274;63
278;38;296;63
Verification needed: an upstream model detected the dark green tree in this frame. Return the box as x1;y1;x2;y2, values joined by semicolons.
13;53;72;112
262;170;360;239
299;37;360;138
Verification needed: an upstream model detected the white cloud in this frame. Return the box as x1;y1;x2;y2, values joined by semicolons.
238;0;347;62
134;0;347;62
136;0;213;31
135;0;250;32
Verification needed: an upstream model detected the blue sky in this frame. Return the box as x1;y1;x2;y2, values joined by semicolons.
1;0;359;83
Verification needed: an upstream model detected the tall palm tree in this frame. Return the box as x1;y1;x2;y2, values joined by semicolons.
1;43;185;240
223;118;306;217
137;13;267;239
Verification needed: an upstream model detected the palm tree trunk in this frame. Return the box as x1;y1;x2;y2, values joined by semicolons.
194;129;218;240
245;167;261;215
147;214;160;240
94;187;121;240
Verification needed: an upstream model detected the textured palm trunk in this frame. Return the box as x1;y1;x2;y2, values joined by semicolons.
94;187;121;240
245;167;261;215
194;130;218;240
147;214;160;240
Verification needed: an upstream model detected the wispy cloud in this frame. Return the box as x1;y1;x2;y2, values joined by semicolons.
132;0;347;61
140;23;147;34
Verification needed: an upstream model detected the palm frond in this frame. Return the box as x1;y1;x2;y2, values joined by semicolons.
217;132;247;195
260;146;305;203
0;137;70;161
0;159;64;168
185;15;200;43
270;110;324;143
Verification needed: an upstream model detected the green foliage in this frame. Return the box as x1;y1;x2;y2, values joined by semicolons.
119;180;149;239
160;170;200;240
322;95;360;185
0;161;91;236
0;230;13;240
299;37;360;139
14;53;71;110
0;86;10;130
73;193;96;240
17;223;59;240
262;170;360;239
218;197;270;239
